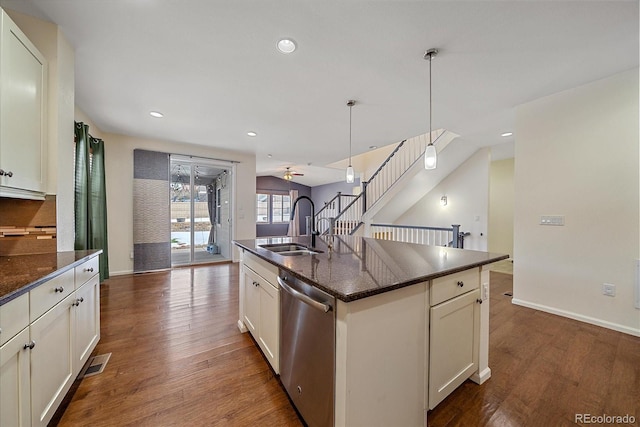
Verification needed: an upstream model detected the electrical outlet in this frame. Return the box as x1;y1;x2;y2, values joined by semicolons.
482;283;489;300
130;251;134;260
602;283;616;297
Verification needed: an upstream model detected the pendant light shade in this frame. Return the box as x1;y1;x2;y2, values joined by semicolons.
424;48;438;170
424;144;437;169
346;100;356;183
346;165;355;183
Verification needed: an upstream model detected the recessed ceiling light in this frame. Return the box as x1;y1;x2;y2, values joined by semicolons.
267;154;272;158
369;145;378;150
149;111;163;118
501;132;513;137
247;131;257;137
277;39;296;54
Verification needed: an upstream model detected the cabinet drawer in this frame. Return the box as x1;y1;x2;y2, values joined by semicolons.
75;256;99;288
243;251;278;287
30;269;74;322
0;292;29;346
430;268;479;306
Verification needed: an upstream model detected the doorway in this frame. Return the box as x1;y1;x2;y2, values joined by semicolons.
170;155;232;266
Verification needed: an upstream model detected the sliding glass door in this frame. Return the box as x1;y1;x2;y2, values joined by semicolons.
170;156;232;266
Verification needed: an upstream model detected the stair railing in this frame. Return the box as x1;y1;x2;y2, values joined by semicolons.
370;223;462;248
330;193;364;235
315;192;358;234
363;132;443;212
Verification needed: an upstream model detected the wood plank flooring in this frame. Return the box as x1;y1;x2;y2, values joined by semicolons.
55;265;640;427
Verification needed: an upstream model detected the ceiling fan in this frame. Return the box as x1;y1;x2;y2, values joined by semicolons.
283;167;304;181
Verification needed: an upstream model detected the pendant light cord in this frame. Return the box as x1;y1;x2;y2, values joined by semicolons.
429;52;432;145
349;103;353;165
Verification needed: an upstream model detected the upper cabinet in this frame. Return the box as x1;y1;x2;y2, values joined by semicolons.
0;9;47;200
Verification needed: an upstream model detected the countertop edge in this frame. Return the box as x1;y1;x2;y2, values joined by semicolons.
235;241;509;302
0;250;102;306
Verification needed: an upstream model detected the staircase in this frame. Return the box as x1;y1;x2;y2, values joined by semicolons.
320;128;467;237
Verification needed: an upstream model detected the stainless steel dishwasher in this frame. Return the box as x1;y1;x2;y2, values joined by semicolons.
277;271;335;427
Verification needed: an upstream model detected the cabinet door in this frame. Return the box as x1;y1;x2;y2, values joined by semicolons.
74;275;100;369
258;280;279;373
0;328;31;427
429;289;480;409
30;293;74;427
0;11;46;196
243;267;260;336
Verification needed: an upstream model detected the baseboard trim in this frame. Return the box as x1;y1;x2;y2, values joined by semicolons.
109;270;134;276
237;319;248;333
471;367;491;385
512;298;640;337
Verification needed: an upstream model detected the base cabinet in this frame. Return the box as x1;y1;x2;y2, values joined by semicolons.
240;251;280;374
0;255;101;427
0;328;31;427
74;275;100;369
428;288;480;409
242;265;279;372
30;293;75;426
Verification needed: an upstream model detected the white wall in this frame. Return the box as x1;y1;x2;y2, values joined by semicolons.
6;10;76;251
514;69;639;336
488;158;514;257
75;108;256;275
395;148;490;251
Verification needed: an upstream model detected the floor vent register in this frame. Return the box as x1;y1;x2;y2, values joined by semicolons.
82;353;112;378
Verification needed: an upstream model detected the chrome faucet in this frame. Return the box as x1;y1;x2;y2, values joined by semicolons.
291;196;319;248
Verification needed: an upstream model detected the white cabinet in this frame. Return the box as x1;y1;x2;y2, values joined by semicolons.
428;269;481;409
30;292;75;427
0;328;31;427
240;251;280;373
73;275;100;369
0;255;101;427
0;8;47;200
243;267;260;335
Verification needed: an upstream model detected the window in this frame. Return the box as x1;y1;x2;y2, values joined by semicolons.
256;193;269;223
256;193;291;224
272;194;291;223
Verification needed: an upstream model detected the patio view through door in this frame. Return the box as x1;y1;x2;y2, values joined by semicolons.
170;155;232;266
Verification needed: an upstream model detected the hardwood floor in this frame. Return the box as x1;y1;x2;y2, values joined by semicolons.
55;266;640;427
56;264;301;427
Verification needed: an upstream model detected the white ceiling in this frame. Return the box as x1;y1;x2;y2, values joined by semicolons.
2;0;637;187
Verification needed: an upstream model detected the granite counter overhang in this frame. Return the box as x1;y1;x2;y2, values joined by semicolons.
234;236;509;302
0;250;102;306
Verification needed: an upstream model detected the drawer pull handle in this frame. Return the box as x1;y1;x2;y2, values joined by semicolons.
0;169;13;177
85;267;94;273
457;281;464;287
23;340;35;350
476;298;483;304
253;281;259;287
54;286;64;293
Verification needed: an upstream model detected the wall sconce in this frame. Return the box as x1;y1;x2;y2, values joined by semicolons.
440;196;447;206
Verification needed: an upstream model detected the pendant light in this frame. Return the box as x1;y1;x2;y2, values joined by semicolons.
424;48;438;170
346;100;356;183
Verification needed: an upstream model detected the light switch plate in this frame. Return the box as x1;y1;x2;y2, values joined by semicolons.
540;215;565;226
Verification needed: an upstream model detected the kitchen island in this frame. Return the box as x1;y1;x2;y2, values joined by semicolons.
234;235;508;427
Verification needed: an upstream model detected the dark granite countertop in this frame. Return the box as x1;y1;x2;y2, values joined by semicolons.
0;250;102;306
234;236;508;302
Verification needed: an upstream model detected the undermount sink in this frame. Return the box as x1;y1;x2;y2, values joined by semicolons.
259;243;321;256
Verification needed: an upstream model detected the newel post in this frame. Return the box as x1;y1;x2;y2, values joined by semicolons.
452;224;460;248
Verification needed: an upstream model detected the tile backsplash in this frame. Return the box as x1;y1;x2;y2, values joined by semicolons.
0;195;57;256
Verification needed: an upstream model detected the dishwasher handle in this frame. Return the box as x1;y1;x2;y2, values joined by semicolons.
277;276;332;313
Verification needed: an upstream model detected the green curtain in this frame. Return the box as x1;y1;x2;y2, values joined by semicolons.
74;121;110;281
